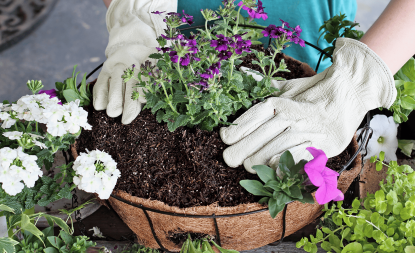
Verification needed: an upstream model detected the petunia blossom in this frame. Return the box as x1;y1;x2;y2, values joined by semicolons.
304;147;343;205
356;114;398;162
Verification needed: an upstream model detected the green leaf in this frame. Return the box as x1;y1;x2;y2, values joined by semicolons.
210;240;239;253
398;139;415;157
62;89;83;103
239;180;273;197
321;241;332;251
279;151;295;170
386;191;398;205
341;242;363;253
20;214;44;244
151;100;167;114
276;192;292;206
289;160;307;175
0;204;14;213
298;192;315;204
149;53;163;59
258;197;269;204
393;202;403;215
268;198;285;219
41;214;70;234
379;151;385;162
287;185;302;199
405;246;415;253
252;165;276;184
0;238;19;253
376;161;383;171
44;247;59;253
263;180;281;191
47;236;63;249
401;96;415;110
167;115;190;132
59;230;73;246
352;199;360;210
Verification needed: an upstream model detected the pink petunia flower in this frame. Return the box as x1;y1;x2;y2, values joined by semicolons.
304;147;343;205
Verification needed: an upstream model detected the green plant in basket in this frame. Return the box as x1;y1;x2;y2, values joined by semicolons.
318;13;364;61
297;151;415;253
240;150;314;218
122;0;305;132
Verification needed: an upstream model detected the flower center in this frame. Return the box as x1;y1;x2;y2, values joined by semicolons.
377;136;385;144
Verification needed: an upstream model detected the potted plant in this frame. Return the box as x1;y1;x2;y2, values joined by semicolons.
71;0;362;251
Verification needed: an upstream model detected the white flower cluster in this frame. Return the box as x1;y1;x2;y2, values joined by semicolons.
73;150;120;199
0;147;43;196
0;94;91;136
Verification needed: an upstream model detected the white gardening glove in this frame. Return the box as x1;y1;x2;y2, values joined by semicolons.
221;38;397;173
93;0;177;124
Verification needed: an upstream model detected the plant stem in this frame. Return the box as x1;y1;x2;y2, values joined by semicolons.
205;20;212;40
234;5;243;34
176;59;189;94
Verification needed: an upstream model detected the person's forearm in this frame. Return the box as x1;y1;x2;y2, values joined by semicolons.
360;0;415;74
102;0;112;8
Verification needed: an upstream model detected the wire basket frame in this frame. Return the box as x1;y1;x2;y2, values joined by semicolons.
75;29;370;252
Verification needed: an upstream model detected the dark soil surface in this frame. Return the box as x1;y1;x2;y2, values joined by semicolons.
76;50;352;209
77;106;355;208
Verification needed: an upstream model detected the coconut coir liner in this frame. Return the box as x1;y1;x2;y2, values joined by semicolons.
106;138;360;252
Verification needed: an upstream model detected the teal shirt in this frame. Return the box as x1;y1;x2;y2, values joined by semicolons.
178;0;357;73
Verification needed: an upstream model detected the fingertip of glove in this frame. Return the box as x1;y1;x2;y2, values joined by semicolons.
219;127;233;145
106;106;122;118
243;159;258;174
222;147;241;168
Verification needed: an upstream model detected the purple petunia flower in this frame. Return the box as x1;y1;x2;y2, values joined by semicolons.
210;34;231;52
237;1;250;10
247;0;268;21
208;62;221;75
39;89;62;105
233;34;251;54
279;19;291;29
218;51;233;61
181;10;194;25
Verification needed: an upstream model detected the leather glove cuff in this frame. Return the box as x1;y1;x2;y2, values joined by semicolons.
333;38;397;110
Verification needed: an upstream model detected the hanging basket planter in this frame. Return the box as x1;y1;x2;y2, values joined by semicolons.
71;132;362;252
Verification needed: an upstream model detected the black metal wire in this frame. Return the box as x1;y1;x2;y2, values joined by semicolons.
76;62;104;89
212;214;221;247
141;207;170;252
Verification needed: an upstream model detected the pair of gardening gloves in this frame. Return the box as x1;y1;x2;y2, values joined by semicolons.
94;0;397;173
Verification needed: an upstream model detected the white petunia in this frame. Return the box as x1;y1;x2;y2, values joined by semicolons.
1;117;16;129
357;114;398;162
2;180;24;196
46;120;67;136
73;150;120;199
3;131;23;140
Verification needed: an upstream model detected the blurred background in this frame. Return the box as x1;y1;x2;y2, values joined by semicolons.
0;0;390;102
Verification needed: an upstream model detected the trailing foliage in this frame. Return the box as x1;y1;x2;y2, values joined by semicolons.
240;151;314;218
297;151;415;253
